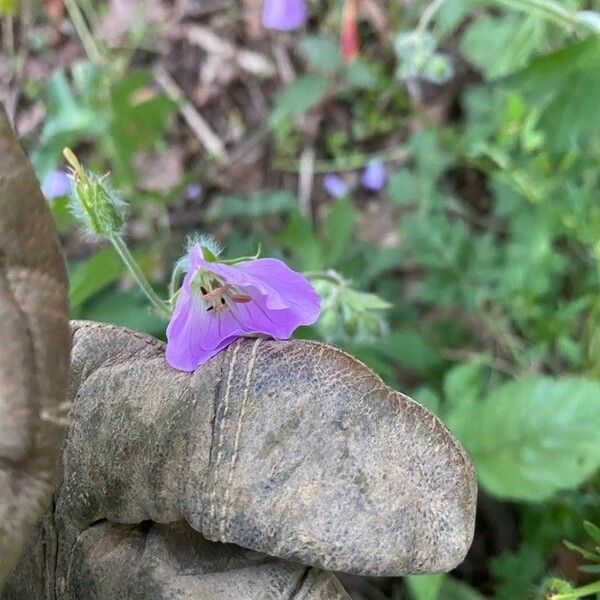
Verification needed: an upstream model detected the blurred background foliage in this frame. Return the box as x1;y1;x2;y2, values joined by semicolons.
2;0;600;598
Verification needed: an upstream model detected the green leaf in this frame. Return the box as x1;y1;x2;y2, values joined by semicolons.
460;14;545;79
69;247;124;311
563;540;600;562
343;59;382;90
270;75;329;127
207;190;296;222
489;544;545;600
584;521;600;545
108;69;177;175
274;212;325;271
443;361;486;412
300;35;341;71
507;37;600;152
341;288;392;312
449;377;600;501
376;329;442;373
80;288;166;338
388;168;415;204
406;574;445;600
325;198;357;265
438;578;486;600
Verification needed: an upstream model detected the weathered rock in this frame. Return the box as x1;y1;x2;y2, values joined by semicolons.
0;106;70;582
59;321;476;577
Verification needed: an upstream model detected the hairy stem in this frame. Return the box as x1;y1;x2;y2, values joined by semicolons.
110;235;170;317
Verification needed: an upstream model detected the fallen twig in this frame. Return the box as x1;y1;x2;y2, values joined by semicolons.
152;64;228;162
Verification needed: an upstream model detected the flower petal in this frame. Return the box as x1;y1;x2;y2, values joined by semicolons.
166;269;243;370
235;258;321;323
262;0;308;31
167;248;322;371
361;160;387;191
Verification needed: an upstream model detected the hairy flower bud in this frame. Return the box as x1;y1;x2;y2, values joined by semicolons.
63;148;127;238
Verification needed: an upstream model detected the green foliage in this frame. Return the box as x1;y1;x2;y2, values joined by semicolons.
564;521;600;574
270;75;329;127
206;190;297;222
69;247;124;312
32;62;176;184
489;545;545;599
448;376;600;501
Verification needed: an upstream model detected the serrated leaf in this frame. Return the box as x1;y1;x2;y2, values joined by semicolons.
270;75;329;127
449;377;600;501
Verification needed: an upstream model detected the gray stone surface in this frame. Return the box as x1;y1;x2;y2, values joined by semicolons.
0;106;70;582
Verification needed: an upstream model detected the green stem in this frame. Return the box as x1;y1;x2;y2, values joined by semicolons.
274;145;410;174
416;0;448;33
62;0;104;66
304;270;347;286
493;0;600;32
110;235;170;317
168;259;188;302
550;580;600;600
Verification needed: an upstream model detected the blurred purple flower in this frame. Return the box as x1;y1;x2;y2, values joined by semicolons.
262;0;308;31
323;174;349;198
41;170;71;199
361;160;387;192
184;183;203;201
166;245;321;371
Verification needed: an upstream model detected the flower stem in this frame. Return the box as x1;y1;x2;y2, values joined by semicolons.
492;0;600;32
274;145;410;174
304;270;347;286
110;235;170;317
416;0;447;34
62;0;105;66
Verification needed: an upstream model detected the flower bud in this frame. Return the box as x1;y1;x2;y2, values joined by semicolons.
63;148;127;238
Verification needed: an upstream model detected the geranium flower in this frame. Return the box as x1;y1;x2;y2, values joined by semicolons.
361;159;387;191
323;174;349;198
262;0;308;31
166;245;321;371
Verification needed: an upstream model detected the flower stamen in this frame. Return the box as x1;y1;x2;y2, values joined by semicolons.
230;293;252;303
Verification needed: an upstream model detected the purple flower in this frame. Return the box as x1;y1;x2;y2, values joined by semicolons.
262;0;308;31
361;160;387;192
166;245;321;371
323;174;349;198
41;170;71;199
183;183;203;201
